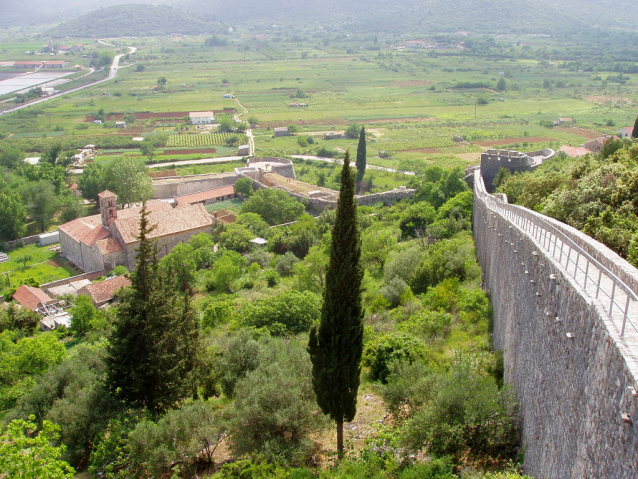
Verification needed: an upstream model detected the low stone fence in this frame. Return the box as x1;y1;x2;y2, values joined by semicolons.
2;235;40;251
41;271;104;296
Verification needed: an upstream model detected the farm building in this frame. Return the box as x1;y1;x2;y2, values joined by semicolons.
175;185;236;206
189;111;215;125
618;126;634;138
274;127;291;137
58;190;213;273
115;121;126;128
583;136;611;154
238;145;250;156
324;132;344;140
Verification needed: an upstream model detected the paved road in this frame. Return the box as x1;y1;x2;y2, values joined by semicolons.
0;42;136;116
290;155;415;175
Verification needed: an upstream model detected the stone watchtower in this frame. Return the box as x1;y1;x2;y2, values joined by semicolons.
98;190;118;228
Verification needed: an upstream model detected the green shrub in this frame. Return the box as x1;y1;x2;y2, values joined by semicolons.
229;339;324;466
202;298;234;329
363;332;428;383
410;235;477;294
238;290;320;336
128;401;224;478
275;251;300;277
399;360;519;461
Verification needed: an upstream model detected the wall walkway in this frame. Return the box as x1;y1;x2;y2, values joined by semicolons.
473;170;638;478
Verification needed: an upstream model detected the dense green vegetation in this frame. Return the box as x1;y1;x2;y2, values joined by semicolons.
0;159;526;477
496;140;638;266
3;8;638;477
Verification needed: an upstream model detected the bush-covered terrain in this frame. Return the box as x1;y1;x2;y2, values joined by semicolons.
496;139;638;266
0;162;529;478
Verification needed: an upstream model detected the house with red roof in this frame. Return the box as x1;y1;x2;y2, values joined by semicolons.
58;190;213;272
78;275;132;308
12;285;54;311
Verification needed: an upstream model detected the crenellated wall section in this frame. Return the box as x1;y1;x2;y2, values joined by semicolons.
473;170;638;478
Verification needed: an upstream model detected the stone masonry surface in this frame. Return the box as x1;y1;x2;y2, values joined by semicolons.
473;170;638;479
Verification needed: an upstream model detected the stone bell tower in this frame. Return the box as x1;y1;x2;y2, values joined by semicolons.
98;190;118;228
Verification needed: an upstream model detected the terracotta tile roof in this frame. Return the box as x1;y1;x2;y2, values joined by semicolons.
113;203;213;244
116;201;172;220
13;285;52;311
96;237;124;255
175;186;235;205
558;146;589;158
98;190;117;199
58;214;111;247
79;276;131;305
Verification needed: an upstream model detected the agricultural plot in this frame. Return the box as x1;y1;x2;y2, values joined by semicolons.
166;132;247;147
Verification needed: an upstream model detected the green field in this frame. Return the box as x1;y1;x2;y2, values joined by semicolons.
0;243;81;297
1;30;637;170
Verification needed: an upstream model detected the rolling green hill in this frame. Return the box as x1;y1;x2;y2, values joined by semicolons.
46;3;220;38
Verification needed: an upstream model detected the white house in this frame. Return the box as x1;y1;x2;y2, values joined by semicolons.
189;111;215;125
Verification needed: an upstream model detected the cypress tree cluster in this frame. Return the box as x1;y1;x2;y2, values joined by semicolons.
308;151;364;455
106;205;200;414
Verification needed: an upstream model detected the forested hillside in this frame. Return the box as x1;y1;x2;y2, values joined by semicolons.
46;4;220;38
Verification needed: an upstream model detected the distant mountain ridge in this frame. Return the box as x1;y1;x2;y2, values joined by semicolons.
9;0;638;34
46;4;219;37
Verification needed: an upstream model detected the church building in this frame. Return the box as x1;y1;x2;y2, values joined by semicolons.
58;190;213;273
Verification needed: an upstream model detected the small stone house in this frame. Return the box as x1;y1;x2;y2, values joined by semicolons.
274;127;291;137
618;127;634;138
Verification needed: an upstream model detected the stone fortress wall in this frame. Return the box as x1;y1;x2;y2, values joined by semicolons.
151;157;415;212
480;147;555;191
473;170;638;478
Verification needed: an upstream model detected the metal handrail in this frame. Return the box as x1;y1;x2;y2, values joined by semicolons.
474;170;638;337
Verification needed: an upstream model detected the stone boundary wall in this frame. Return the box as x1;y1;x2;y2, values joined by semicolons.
473;173;638;478
357;188;415;207
539;214;638;296
236;170;414;212
41;271;104;296
2;234;40;251
152;173;237;199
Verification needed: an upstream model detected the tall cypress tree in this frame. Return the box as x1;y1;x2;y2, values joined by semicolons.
308;151;364;455
632;116;638;139
356;126;366;183
106;204;199;414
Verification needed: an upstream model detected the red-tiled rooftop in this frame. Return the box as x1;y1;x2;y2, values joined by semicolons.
79;275;131;305
558;146;590;158
113;203;213;244
96;237;124;255
58;214;111;247
175;186;235;205
98;190;117;199
13;285;53;311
